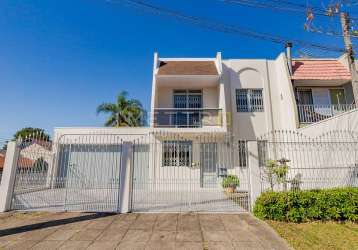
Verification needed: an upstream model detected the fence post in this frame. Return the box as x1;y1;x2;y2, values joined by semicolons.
247;141;261;210
0;141;20;212
118;141;133;213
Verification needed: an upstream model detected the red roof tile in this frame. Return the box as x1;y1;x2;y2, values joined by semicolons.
0;154;34;171
292;60;351;80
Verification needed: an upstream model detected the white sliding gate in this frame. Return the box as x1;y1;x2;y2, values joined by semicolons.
11;134;123;212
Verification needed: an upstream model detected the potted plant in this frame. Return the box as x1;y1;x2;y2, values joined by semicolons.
222;175;240;193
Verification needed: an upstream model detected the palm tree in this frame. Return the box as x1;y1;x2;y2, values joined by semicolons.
96;91;146;127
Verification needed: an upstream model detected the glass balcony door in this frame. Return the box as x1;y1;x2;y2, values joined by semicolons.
173;90;202;127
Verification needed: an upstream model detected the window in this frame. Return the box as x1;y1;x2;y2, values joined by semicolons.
173;90;202;127
238;140;247;167
236;89;264;112
163;141;192;167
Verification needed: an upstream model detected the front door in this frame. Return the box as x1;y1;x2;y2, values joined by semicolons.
200;143;217;188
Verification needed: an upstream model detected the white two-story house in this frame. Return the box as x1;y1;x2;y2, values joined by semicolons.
52;48;357;194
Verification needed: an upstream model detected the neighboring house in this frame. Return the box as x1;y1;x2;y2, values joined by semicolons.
20;140;52;166
0;150;34;183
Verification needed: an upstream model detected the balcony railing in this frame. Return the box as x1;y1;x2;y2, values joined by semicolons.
297;104;356;124
153;108;222;128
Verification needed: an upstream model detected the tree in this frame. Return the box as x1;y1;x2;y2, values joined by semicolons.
97;91;146;127
13;127;50;141
32;157;49;172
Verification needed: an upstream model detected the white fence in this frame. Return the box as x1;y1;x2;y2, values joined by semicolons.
1;130;357;213
257;130;358;192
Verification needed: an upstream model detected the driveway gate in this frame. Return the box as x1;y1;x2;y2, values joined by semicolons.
11;134;123;212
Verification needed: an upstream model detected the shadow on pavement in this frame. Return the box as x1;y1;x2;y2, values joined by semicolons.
0;213;116;237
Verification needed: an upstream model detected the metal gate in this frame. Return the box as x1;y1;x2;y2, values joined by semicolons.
131;132;251;212
11;134;123;212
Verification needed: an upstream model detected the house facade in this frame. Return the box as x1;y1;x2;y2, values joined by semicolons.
48;48;358;211
6;48;358;213
150;49;355;139
51;48;357;194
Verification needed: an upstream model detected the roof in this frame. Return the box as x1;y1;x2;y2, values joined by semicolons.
20;139;52;151
292;59;351;80
157;61;219;76
0;153;34;171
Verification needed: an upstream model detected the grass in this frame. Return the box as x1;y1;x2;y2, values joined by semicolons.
267;220;358;250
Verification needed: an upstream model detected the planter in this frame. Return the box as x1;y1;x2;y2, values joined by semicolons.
225;186;236;193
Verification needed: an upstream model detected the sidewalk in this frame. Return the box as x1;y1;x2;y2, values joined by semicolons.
0;212;291;250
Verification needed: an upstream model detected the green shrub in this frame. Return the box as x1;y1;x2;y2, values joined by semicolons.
253;187;358;223
221;175;240;188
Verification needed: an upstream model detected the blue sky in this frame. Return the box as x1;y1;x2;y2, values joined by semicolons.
0;0;354;139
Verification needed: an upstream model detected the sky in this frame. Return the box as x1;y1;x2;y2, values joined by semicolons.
0;0;356;140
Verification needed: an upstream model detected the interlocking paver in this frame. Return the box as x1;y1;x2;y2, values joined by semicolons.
121;230;153;242
58;240;91;250
69;229;103;241
116;241;146;250
176;231;203;242
87;241;119;250
203;230;232;242
86;216;115;229
96;228;126;242
207;241;234;250
145;240;175;250
154;214;178;231
2;240;39;250
175;242;203;250
45;229;79;241
232;241;264;250
31;240;64;250
150;230;176;242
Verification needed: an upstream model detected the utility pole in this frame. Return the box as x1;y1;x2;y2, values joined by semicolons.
340;12;358;104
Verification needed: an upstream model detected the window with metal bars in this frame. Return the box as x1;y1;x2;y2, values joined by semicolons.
236;89;264;112
162;141;192;167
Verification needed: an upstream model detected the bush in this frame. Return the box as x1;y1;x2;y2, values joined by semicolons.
221;175;240;188
253;187;358;223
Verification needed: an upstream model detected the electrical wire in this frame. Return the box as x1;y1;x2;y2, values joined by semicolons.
106;0;345;53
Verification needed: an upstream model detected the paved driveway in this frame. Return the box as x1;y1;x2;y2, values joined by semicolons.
0;212;290;250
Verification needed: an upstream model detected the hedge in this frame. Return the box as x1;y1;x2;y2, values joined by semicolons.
253;187;358;223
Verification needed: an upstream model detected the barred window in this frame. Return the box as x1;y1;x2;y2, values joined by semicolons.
236;89;264;112
163;141;192;167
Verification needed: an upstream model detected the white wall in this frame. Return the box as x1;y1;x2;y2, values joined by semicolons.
223;60;272;139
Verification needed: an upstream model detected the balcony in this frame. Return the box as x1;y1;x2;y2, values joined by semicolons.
297;104;356;124
153;108;222;128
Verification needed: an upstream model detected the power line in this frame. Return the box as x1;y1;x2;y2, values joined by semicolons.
221;0;358;22
221;0;327;16
220;0;358;40
107;0;345;53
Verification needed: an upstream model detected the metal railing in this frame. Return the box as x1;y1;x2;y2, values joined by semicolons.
153;108;222;128
297;104;356;124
